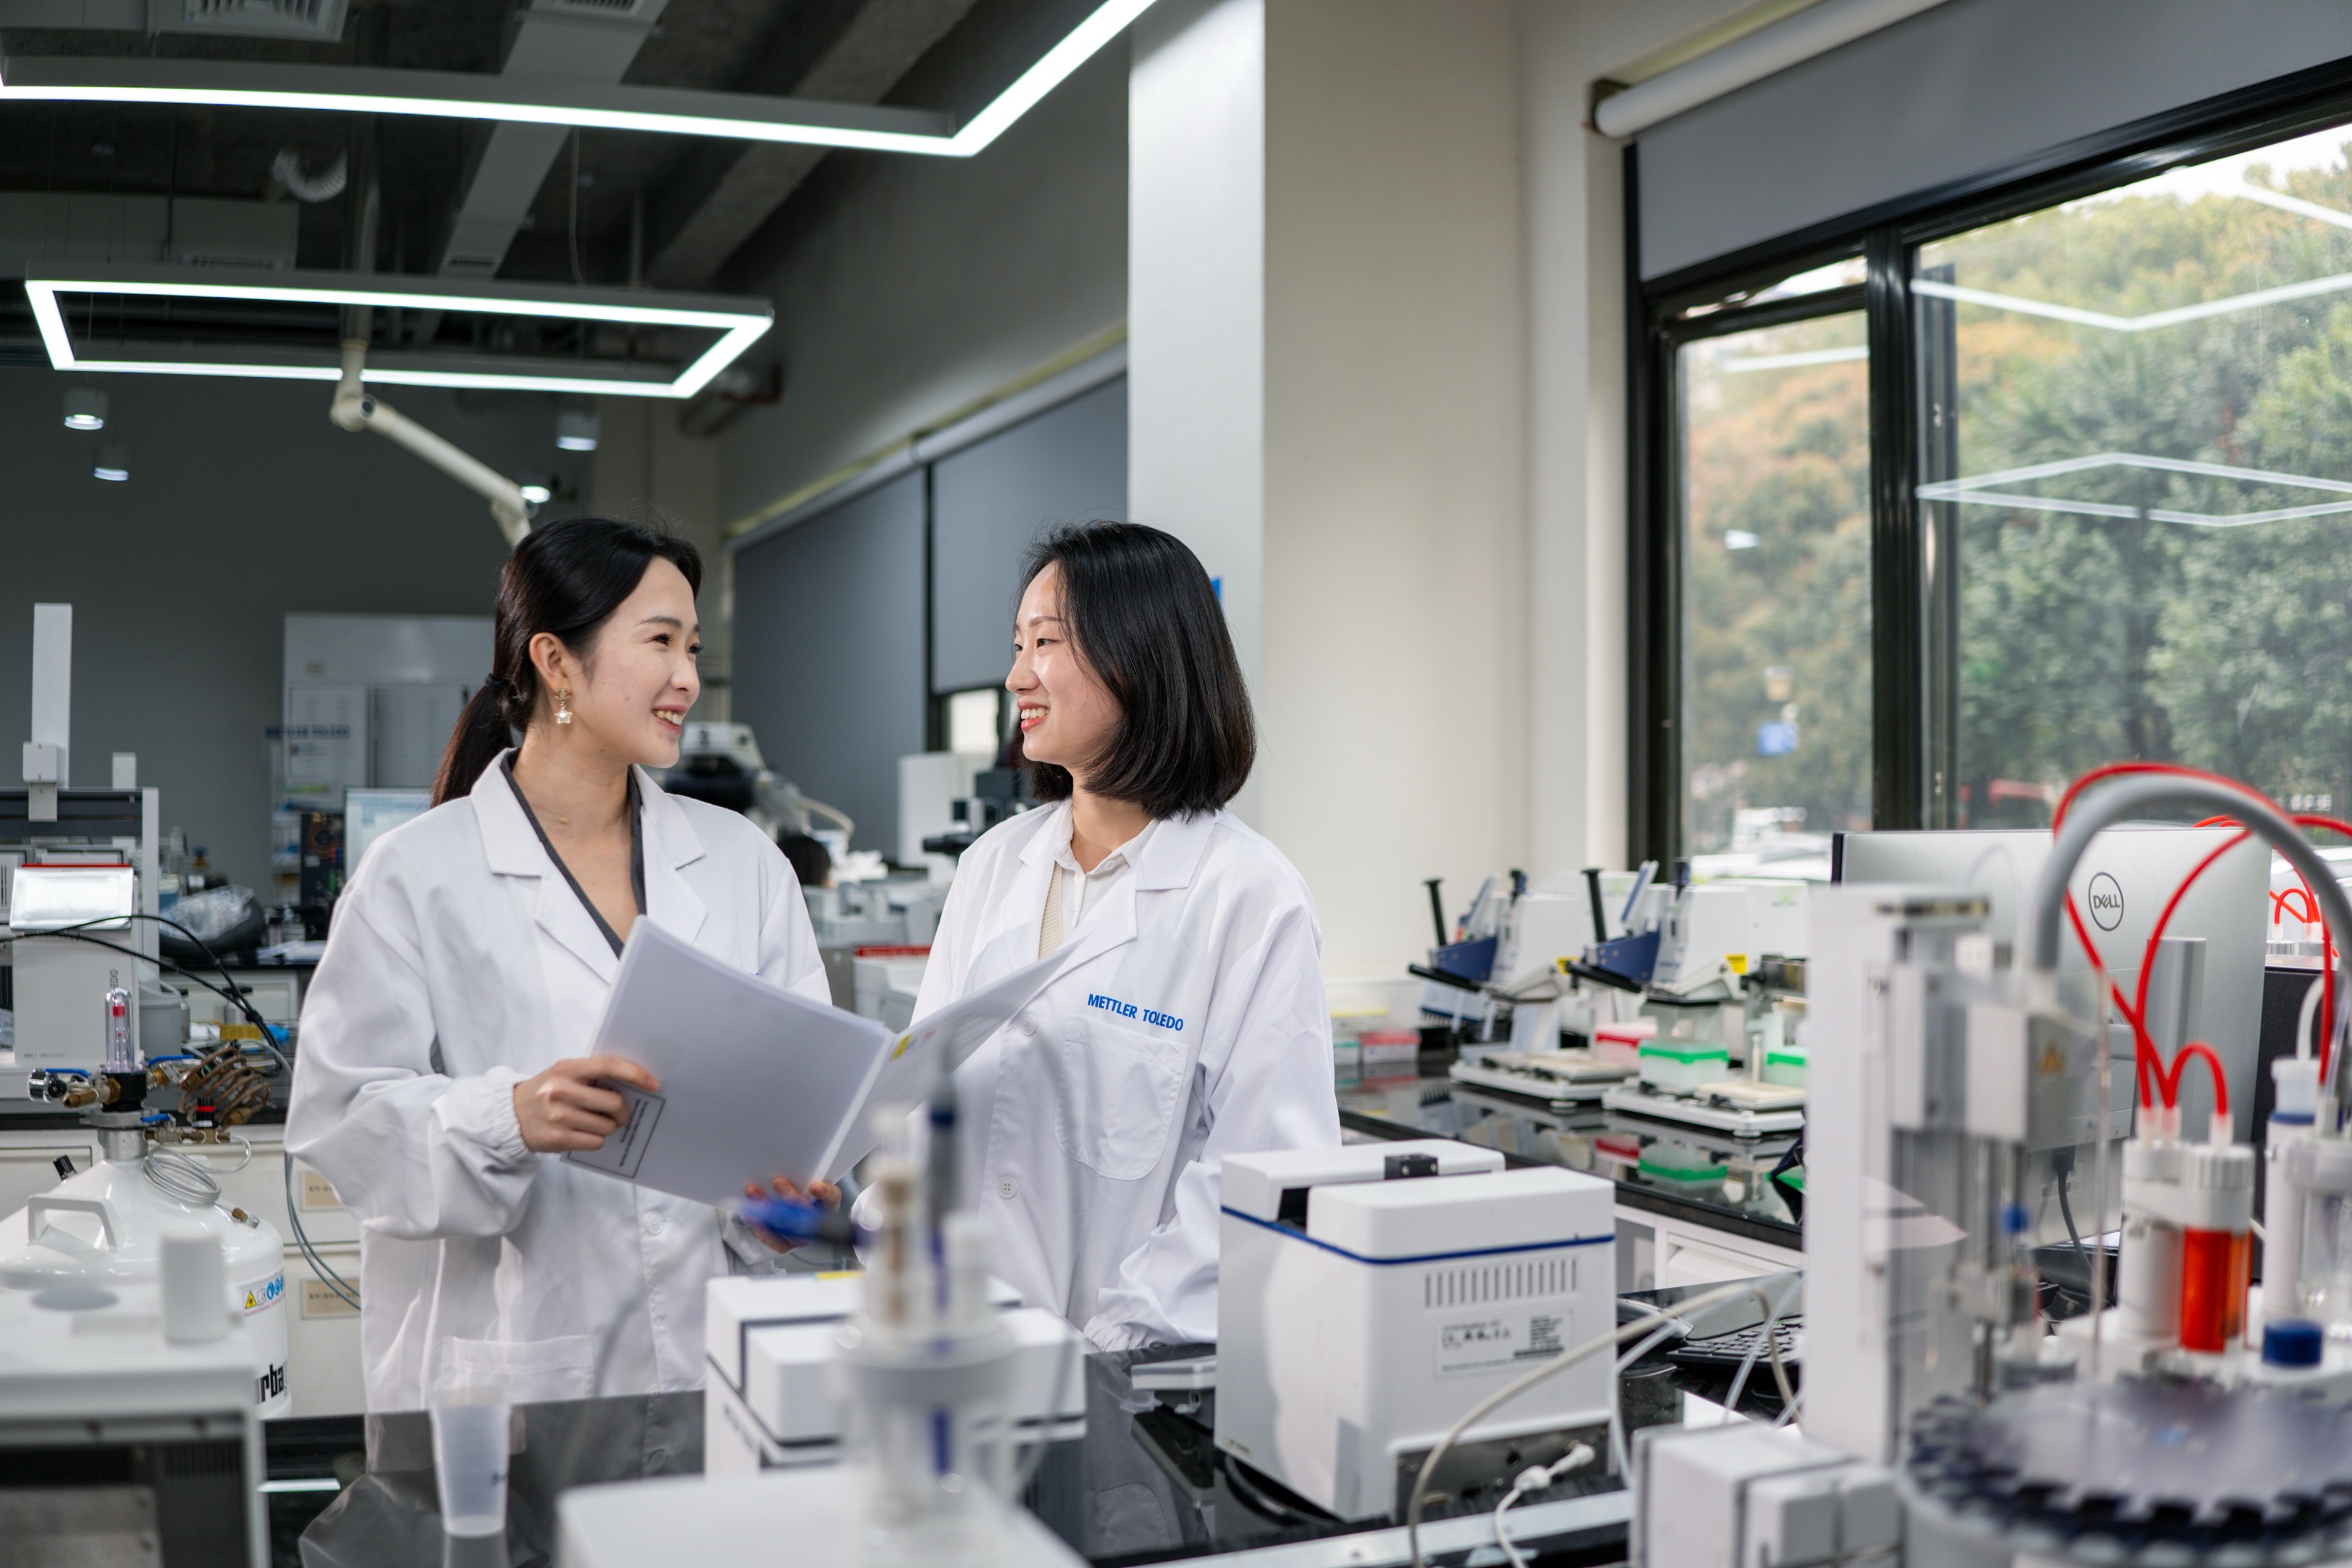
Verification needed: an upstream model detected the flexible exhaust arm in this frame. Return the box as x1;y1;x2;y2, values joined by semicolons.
330;341;533;545
2027;775;2352;1118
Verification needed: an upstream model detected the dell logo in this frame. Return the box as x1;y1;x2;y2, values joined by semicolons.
2088;872;2125;932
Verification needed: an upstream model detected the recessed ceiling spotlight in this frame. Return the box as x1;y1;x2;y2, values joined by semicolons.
93;445;130;481
519;484;552;505
61;388;107;430
555;409;600;451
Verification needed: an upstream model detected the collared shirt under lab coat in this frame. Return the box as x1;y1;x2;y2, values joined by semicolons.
285;754;828;1411
912;801;1340;1351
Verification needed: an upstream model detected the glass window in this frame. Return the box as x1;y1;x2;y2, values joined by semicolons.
945;688;1004;757
1679;311;1872;866
1922;122;2352;824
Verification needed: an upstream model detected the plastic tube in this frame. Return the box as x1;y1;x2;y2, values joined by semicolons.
2166;1043;2230;1132
2031;775;2352;1125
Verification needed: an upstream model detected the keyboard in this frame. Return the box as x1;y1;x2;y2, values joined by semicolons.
1664;1319;1804;1371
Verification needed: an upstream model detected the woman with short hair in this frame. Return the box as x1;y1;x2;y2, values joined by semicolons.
916;520;1340;1350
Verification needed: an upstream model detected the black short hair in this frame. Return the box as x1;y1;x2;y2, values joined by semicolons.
778;831;832;889
1015;522;1255;817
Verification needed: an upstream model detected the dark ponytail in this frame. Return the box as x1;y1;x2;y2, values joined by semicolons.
432;517;703;806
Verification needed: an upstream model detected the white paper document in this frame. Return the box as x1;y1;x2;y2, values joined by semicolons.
567;922;1075;1200
566;920;891;1203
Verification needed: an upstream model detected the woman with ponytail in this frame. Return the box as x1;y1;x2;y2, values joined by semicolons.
286;517;830;1410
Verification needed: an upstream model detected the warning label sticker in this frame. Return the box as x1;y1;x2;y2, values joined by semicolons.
1436;1311;1567;1376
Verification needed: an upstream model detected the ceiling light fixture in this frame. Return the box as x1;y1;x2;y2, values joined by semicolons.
61;387;106;429
519;484;553;505
1917;451;2352;528
0;0;1159;157
1912;270;2352;333
93;444;128;481
23;265;772;398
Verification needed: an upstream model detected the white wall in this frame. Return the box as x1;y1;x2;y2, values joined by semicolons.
1522;0;1760;884
1257;0;1529;978
1127;0;1758;979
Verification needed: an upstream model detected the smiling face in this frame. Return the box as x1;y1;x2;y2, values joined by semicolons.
530;556;700;769
1008;563;1121;787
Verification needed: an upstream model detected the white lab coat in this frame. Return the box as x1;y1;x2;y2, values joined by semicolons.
285;754;828;1411
912;802;1339;1350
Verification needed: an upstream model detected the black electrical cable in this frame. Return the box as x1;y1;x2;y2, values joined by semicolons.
2057;1162;2090;1265
283;1150;361;1312
11;910;277;1031
3;926;271;1034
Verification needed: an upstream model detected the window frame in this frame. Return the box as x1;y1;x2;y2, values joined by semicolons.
1626;61;2352;865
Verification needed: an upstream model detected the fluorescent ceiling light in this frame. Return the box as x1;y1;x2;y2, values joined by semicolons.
1918;451;2352;528
1912;272;2352;333
1920;159;2352;331
22;266;772;398
1721;345;1867;373
0;0;1158;157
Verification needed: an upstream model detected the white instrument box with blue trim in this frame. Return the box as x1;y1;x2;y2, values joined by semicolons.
1215;1141;1617;1520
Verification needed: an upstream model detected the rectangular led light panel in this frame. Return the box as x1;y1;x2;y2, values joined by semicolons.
23;265;772;398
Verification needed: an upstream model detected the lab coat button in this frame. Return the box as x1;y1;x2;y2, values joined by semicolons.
997;1177;1019;1200
643;1212;664;1235
1015;1014;1037;1037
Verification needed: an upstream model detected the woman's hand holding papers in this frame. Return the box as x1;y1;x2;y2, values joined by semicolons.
512;1055;662;1153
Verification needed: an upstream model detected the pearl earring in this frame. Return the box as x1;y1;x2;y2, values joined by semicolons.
556;690;574;726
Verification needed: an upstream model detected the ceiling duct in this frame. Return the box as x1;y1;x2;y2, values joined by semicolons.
0;0;347;39
172;0;349;39
435;0;669;280
0;193;296;273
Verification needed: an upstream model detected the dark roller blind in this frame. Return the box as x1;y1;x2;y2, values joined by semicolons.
930;376;1127;694
731;471;926;855
1636;0;2352;282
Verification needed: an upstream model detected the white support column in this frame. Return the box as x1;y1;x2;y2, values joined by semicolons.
1128;0;1267;822
25;602;71;822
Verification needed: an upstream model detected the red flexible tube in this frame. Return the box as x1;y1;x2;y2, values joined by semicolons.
2054;766;2352;1104
2134;828;2250;1048
2168;1041;2230;1119
2291;814;2352;1082
2054;765;2281;1108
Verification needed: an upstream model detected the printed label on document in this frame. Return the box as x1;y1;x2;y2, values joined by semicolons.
566;1082;665;1180
1436;1311;1567;1376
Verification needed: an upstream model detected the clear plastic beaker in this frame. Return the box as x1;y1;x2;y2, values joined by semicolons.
429;1386;511;1538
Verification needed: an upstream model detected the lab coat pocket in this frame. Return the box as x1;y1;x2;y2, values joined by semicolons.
442;1333;597;1404
1051;1015;1186;1181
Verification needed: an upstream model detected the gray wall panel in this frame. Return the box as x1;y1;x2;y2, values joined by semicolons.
0;370;573;893
930;377;1128;694
1639;0;2352;280
732;473;927;855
